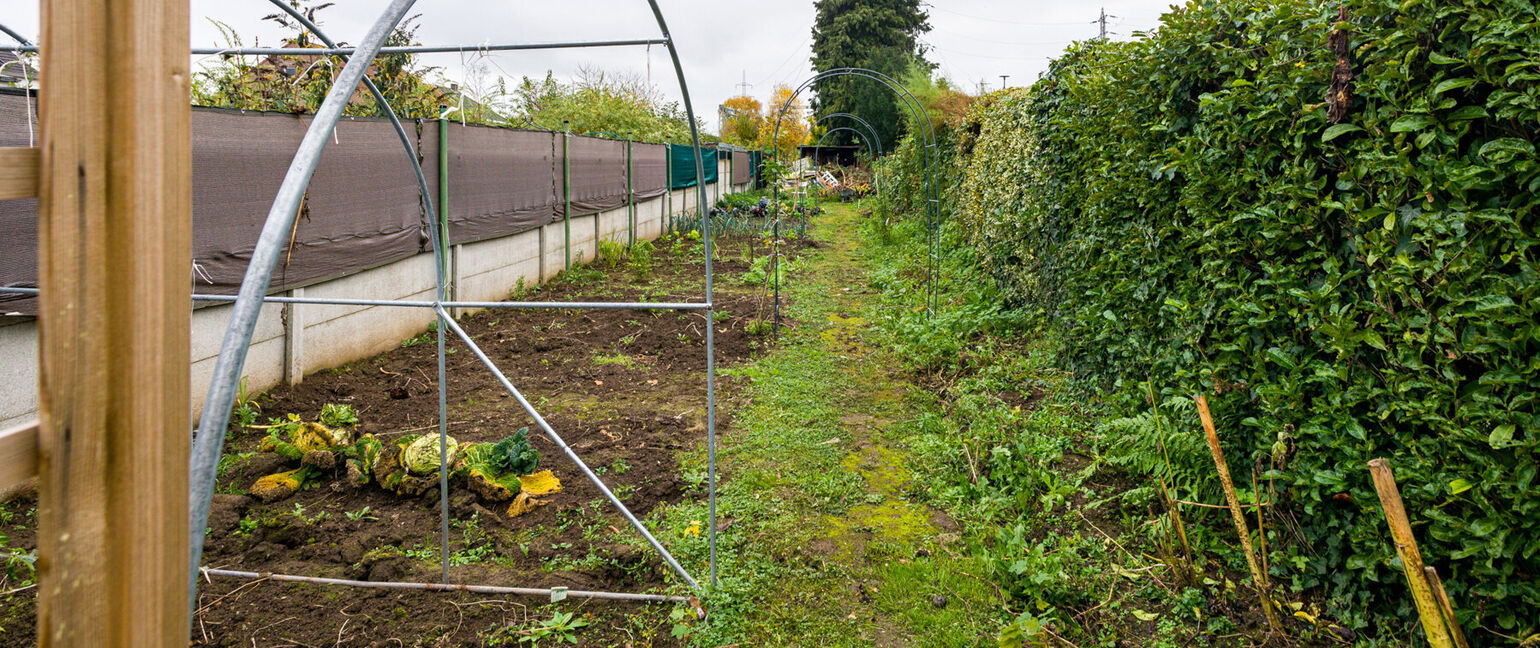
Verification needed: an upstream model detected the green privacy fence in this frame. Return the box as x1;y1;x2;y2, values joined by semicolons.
667;143;718;189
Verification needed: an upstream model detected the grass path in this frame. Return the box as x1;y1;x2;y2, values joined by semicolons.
668;202;999;646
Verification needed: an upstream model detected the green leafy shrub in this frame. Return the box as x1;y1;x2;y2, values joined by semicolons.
892;0;1539;638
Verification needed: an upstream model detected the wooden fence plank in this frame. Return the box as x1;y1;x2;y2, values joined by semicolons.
0;420;38;492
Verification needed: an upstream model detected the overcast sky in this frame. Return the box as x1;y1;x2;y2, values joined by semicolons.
3;1;1176;131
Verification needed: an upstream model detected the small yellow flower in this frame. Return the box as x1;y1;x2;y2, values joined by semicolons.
685;520;701;538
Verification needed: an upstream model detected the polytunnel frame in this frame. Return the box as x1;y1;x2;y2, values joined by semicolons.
764;68;941;333
0;0;721;614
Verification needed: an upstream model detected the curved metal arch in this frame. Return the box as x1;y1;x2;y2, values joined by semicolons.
764;67;941;328
189;0;721;613
769;67;934;156
642;0;720;588
813;126;872;160
811;127;877;198
189;4;422;611
189;0;447;602
814;112;882;157
813;113;883;195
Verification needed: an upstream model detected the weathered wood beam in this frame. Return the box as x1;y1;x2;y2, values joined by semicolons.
0;420;39;493
35;0;191;645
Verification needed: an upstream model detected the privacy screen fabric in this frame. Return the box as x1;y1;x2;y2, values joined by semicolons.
0;91;37;314
566;135;628;216
748;150;763;189
667;144;718;189
190;111;427;295
0;97;679;317
631;142;667;200
444;123;560;244
731;151;750;185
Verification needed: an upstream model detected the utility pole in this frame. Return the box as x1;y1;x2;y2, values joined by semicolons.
977;78;987;95
999;74;1010;90
735;70;752;97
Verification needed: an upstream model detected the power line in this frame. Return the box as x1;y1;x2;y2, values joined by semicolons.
921;39;1072;61
930;25;1095;46
757;34;811;90
925;3;1089;26
919;39;963;88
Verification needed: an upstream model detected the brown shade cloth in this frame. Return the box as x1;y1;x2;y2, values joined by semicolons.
632;142;666;200
191;111;427;295
0;91;38;315
0;93;676;317
566;135;628;216
731;150;749;185
443;123;560;245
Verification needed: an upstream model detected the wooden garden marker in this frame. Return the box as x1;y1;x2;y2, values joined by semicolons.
35;0;191;644
1195;394;1281;633
1367;459;1456;648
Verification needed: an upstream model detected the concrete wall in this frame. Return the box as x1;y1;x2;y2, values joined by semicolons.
0;320;39;430
0;177;754;427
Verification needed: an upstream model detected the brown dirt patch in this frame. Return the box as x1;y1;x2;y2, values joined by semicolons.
0;232;812;647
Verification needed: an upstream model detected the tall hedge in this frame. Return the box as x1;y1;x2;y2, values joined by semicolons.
939;0;1537;639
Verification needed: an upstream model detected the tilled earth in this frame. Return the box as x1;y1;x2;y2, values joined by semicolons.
0;231;813;647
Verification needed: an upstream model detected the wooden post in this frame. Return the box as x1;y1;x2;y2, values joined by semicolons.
1368;459;1456;648
1195;395;1282;633
1423;566;1470;648
35;0;191;645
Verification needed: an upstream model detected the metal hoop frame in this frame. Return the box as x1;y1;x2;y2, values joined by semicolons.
0;0;727;616
764;68;941;333
812;112;883;157
812;113;883;195
811;127;876;197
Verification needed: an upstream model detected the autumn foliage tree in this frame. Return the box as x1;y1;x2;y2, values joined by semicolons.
719;95;762;147
757;84;810;161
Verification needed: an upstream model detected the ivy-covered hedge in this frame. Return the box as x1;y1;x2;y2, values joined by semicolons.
932;0;1537;640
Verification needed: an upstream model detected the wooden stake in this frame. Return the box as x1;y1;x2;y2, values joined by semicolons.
1367;459;1455;648
35;0;191;645
1423;566;1470;648
1195;394;1281;633
1252;467;1269;585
